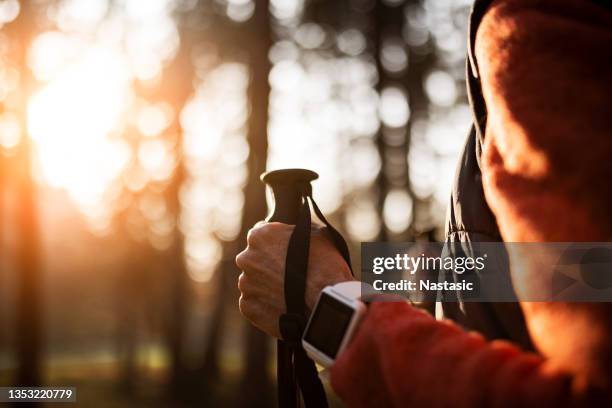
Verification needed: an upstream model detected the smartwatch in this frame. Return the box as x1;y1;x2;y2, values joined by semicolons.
302;281;367;367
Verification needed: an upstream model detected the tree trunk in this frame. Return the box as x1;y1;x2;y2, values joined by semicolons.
5;1;44;387
373;0;391;242
373;0;423;241
402;0;435;238
0;129;5;357
198;252;235;382
165;123;189;397
239;0;274;406
160;24;195;396
14;139;42;387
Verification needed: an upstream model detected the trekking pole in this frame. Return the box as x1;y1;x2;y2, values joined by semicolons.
261;168;326;408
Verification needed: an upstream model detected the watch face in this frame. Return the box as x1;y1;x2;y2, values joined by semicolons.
303;292;355;359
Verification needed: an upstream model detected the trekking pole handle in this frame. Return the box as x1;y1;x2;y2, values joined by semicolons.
261;169;318;224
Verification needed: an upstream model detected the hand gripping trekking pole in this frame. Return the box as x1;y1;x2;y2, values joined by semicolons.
261;169;353;408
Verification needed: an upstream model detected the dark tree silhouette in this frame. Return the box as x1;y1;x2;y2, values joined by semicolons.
5;1;43;387
238;1;274;406
159;24;194;397
371;0;435;241
373;0;391;242
0;114;6;359
402;0;436;239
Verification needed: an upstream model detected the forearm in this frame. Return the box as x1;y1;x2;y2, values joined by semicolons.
331;303;576;408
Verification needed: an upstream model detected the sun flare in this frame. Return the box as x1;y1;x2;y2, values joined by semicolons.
27;43;132;207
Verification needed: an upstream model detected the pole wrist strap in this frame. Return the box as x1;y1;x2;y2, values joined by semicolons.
278;184;353;408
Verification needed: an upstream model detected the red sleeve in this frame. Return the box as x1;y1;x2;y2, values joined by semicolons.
330;303;571;408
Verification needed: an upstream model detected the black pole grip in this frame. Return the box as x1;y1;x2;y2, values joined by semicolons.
261;169;318;224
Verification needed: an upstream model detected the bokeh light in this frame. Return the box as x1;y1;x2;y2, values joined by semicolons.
27;44;131;208
180;62;249;280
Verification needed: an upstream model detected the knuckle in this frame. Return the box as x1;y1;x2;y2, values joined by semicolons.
246;223;293;248
238;295;253;319
236;249;259;274
237;272;248;293
238;295;246;315
246;226;263;247
267;222;291;235
235;250;248;270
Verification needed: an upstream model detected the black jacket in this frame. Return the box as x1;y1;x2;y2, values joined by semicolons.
440;0;533;350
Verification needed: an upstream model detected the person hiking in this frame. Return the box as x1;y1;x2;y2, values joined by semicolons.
236;0;612;406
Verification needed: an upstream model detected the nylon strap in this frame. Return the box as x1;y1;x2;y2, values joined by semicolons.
278;185;353;408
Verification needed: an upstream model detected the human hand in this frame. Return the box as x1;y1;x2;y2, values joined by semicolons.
236;222;354;339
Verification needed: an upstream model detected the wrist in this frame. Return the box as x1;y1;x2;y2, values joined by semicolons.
302;281;368;368
306;269;355;312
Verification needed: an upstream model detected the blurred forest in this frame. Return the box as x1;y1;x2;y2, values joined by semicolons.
0;0;472;406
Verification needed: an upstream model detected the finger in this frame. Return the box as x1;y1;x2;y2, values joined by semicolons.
238;295;282;338
253;299;283;338
246;225;265;248
237;269;283;303
240;288;285;316
237;271;247;293
236;247;278;280
235;247;252;270
248;222;292;243
263;222;294;236
238;294;254;320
